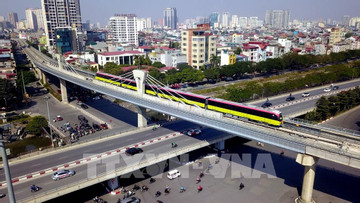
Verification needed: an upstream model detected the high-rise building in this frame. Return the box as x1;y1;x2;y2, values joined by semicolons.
342;15;351;27
55;27;75;54
164;8;177;29
231;15;239;28
248;17;258;28
8;12;18;28
329;27;342;46
41;0;82;48
109;14;138;46
238;17;247;28
265;10;290;28
181;24;216;69
25;8;39;30
222;12;229;28
146;18;152;29
137;18;146;31
209;12;219;27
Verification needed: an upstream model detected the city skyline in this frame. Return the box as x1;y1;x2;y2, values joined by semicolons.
1;0;360;26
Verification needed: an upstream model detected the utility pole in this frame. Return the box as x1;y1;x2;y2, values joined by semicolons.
44;96;55;148
0;126;16;203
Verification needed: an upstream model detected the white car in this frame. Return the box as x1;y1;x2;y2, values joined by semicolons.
187;129;202;136
167;169;181;179
302;92;310;97
324;88;331;92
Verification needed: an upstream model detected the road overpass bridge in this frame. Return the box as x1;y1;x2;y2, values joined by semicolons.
7;39;360;203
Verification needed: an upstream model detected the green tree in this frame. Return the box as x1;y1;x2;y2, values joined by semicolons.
0;78;17;108
316;96;330;120
210;54;221;68
234;47;242;55
148;67;165;82
203;68;220;80
16;71;36;87
25;116;48;136
152;62;166;68
103;62;124;75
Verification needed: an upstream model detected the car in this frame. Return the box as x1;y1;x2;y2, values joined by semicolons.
125;147;143;156
120;197;141;203
286;96;295;101
92;96;101;100
324;88;331;92
51;169;75;181
261;102;272;108
56;115;63;121
81;104;89;109
302;92;310;97
332;86;339;90
100;123;108;130
78;115;88;123
76;101;84;106
187;128;202;136
92;123;101;131
167;169;181;180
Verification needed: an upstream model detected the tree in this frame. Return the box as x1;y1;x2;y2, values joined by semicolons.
103;62;124;75
210;54;220;68
152;62;166;68
316;96;330;120
203;68;220;80
234;47;242;55
25;116;48;136
345;32;353;39
0;78;17;108
16;71;36;87
177;63;192;71
148;67;165;82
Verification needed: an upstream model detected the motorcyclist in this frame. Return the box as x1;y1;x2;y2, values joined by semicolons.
155;191;161;197
165;185;170;193
180;186;185;192
196;177;201;183
142;185;148;191
30;184;37;191
239;182;245;190
200;171;204;177
171;142;177;148
198;185;202;192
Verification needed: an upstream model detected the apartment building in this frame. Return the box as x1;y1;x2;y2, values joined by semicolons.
181;24;216;69
41;0;83;48
109;14;138;46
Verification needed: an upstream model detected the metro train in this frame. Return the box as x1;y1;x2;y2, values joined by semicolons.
95;72;283;126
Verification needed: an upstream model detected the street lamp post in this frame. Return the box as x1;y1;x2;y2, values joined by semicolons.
44;96;55;148
0;127;16;203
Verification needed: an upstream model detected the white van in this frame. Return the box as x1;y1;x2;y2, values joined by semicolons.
167;169;181;180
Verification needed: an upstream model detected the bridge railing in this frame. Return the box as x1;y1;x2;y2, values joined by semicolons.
288;117;360;138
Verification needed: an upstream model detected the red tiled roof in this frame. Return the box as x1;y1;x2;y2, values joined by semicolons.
243;45;258;50
99;51;144;56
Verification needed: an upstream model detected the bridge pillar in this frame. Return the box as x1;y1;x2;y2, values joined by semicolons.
132;70;147;95
214;140;225;151
57;54;63;70
133;70;148;128
295;154;319;203
135;105;147;128
41;71;47;84
60;79;68;103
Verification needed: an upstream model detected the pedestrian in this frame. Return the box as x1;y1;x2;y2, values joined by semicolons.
239;182;244;190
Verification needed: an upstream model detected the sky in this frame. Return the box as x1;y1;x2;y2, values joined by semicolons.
1;0;360;26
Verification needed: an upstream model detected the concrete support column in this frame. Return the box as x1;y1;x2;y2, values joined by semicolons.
132;70;148;128
57;54;63;70
214;140;225;151
295;154;319;203
60;79;68;103
41;71;47;84
34;67;41;79
135;105;147;128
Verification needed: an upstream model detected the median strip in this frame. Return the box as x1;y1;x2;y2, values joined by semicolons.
0;130;184;188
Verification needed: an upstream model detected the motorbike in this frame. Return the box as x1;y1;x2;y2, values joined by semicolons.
180;187;186;193
171;143;178;148
120;187;127;194
199;172;204;178
164;188;170;194
141;185;148;192
239;183;245;190
149;178;156;184
155;191;161;197
31;186;41;193
132;184;140;191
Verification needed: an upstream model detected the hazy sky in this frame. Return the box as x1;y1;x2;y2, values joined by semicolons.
1;0;359;26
